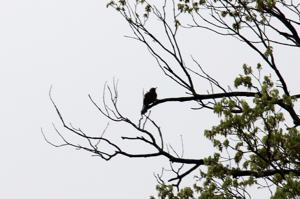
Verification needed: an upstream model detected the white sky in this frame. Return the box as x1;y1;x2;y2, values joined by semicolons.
0;0;299;198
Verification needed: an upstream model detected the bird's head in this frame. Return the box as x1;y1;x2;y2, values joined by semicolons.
150;87;157;92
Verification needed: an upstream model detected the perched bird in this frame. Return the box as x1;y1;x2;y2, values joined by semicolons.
141;87;157;114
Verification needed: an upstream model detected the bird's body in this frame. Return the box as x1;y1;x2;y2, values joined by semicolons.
141;87;157;114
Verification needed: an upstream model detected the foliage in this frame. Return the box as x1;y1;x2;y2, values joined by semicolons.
45;0;300;198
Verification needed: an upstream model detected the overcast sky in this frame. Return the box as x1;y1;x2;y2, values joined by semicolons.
0;1;182;198
0;1;298;199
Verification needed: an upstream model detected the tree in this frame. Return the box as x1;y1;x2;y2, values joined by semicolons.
44;0;300;198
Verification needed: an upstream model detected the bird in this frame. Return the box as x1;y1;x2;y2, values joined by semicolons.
141;87;157;114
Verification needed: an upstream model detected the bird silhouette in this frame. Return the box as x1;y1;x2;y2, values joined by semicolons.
141;87;157;114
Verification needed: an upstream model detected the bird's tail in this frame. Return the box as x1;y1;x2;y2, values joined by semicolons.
141;105;147;115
